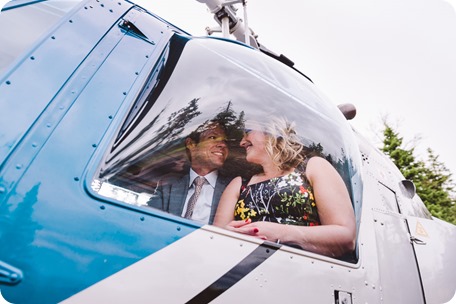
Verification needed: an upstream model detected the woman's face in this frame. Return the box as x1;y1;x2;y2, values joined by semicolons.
240;128;269;165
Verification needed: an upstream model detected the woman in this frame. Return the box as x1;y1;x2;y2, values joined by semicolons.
213;118;356;258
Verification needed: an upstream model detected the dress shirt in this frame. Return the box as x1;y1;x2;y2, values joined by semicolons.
181;169;218;223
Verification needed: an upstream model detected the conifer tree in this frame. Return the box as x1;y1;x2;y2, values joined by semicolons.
380;123;456;224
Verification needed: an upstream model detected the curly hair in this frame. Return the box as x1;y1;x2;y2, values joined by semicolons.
263;117;305;171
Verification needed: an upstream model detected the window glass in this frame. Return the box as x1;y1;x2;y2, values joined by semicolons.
0;0;82;74
410;195;433;219
92;34;363;233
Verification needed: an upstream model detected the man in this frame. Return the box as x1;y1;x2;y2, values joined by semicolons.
148;120;232;224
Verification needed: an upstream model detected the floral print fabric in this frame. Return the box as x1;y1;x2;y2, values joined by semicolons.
234;171;320;226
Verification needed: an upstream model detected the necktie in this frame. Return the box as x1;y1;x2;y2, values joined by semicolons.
184;176;206;218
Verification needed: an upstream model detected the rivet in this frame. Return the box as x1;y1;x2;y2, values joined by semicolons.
74;177;80;181
100;205;105;210
92;144;97;148
16;164;22;170
0;186;6;193
30;56;35;60
5;80;11;85
140;217;144;221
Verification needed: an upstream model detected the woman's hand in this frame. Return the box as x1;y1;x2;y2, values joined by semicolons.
225;219;283;242
224;219;265;240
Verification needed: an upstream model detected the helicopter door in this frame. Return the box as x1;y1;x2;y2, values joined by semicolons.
373;182;425;303
399;195;456;303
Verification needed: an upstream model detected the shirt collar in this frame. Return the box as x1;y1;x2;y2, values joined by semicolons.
188;169;218;188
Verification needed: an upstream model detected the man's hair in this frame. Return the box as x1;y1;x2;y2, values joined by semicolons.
187;120;227;144
185;120;227;161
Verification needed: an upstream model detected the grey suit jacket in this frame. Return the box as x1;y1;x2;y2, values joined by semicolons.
148;172;232;224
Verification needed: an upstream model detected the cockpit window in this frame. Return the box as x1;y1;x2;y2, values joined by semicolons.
91;34;363;259
0;0;82;74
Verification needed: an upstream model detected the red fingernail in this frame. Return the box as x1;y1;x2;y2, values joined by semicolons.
253;228;259;233
245;219;250;223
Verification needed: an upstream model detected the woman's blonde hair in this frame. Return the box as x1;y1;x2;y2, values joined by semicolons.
263;117;305;171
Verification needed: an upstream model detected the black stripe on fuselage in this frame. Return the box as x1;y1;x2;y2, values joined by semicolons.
186;242;282;304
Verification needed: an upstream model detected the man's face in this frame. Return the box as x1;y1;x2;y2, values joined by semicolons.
187;125;228;175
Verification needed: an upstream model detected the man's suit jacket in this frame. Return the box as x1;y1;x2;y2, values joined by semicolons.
148;172;232;224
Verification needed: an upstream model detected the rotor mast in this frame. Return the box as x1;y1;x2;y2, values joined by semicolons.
196;0;259;48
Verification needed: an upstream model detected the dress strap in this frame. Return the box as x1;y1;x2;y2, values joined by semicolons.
240;177;250;193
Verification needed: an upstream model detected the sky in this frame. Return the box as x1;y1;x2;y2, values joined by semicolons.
133;0;456;177
1;0;455;175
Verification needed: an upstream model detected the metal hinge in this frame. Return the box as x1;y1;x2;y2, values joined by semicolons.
0;260;23;286
410;235;427;245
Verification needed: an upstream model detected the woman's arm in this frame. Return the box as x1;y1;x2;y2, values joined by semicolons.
304;156;356;255
241;157;357;257
213;176;242;227
213;177;262;236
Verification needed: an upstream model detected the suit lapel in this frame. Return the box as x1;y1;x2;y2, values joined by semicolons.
168;174;190;217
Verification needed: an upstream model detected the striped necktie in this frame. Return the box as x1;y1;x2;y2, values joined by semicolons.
184;176;206;218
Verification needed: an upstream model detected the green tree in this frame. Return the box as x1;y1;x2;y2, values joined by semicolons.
380;122;456;224
381;124;423;181
419;148;456;224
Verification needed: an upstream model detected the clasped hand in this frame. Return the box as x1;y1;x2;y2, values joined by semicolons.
224;218;280;242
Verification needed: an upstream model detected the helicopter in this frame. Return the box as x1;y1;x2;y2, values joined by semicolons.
0;0;455;303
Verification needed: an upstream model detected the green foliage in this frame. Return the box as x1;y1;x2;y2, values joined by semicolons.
380;123;456;225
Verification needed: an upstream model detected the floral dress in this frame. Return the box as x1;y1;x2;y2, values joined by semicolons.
234;171;320;226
